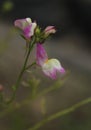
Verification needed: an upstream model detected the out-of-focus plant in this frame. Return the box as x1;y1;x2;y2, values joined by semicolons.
0;1;15;55
0;17;91;130
1;0;14;13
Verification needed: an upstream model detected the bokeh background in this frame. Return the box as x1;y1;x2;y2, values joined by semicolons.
0;0;91;130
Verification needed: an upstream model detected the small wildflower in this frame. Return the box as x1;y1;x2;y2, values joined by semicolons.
14;18;37;40
36;43;65;79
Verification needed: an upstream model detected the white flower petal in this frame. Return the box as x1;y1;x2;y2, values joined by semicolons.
28;22;37;37
14;18;37;39
42;59;65;79
26;18;32;23
14;18;31;30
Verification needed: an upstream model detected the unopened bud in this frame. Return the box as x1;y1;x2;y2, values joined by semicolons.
35;26;41;35
44;26;56;35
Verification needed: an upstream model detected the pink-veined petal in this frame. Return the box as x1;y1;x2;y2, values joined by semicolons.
23;22;37;39
42;59;65;79
14;18;37;39
36;43;48;66
14;18;32;30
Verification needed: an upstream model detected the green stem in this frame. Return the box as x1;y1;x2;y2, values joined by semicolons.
6;38;35;104
28;97;91;130
0;80;64;118
7;50;30;104
25;62;36;70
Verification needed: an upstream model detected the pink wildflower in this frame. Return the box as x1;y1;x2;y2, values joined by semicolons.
36;43;65;79
14;18;37;40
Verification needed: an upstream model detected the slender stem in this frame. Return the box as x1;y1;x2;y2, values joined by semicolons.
28;97;91;130
6;50;30;104
25;62;36;70
6;38;35;104
0;80;64;118
36;80;64;98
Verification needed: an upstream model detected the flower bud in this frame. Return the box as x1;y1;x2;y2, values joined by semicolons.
35;26;41;35
44;26;56;36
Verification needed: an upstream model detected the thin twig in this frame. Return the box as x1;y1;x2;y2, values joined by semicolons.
0;80;64;118
28;97;91;130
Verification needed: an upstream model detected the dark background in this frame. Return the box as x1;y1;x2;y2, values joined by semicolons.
0;0;91;42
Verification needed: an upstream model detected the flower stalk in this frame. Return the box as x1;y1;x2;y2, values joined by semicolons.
5;17;65;104
6;37;36;104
